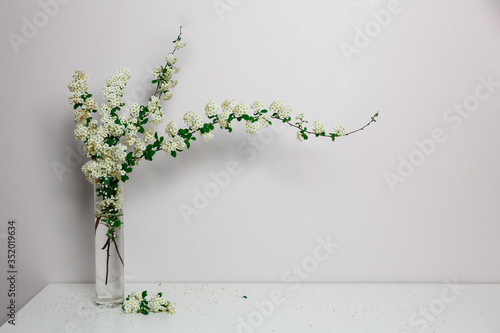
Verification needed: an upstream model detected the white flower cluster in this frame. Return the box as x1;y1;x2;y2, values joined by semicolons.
103;68;131;108
150;294;175;314
333;125;346;136
312;120;326;134
183;111;203;131
122;291;175;315
68;70;88;106
152;40;185;102
147;96;164;125
269;99;291;118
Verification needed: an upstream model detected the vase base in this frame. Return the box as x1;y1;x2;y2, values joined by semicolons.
95;296;124;307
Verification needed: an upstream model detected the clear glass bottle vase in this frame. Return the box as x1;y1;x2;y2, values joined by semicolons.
94;177;124;306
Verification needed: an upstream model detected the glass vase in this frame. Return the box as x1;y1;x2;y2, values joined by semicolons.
94;178;124;306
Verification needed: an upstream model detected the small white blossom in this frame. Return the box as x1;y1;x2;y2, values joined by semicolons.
129;103;140;118
259;114;272;128
221;99;236;112
245;120;260;134
205;101;220;117
218;110;231;129
295;113;305;121
278;105;291;118
296;131;305;141
183;111;203;130
312;120;326;134
143;128;154;143
333;125;345;136
166;53;177;65
175;40;186;49
251;101;265;114
234;103;248;117
123;298;140;314
269;100;285;115
165;121;178;136
201;132;213;142
174;136;186;150
83;98;98;111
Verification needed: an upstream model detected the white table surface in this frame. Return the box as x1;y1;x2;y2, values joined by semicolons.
1;283;499;332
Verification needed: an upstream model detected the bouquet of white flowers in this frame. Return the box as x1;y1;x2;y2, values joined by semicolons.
68;27;378;305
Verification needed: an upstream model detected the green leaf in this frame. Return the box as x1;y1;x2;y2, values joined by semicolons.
171;151;177;158
121;174;129;182
185;140;191;149
142;291;148;299
261;109;268;113
151;79;158;84
302;133;308;140
113;220;121;228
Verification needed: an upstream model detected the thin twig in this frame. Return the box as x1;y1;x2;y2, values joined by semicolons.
94;216;101;235
105;240;110;285
153;26;183;97
342;111;379;137
110;228;124;266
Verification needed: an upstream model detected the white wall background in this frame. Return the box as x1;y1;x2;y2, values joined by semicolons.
1;0;500;319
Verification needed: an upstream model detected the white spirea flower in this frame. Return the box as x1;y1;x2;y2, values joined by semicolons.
83;98;98;111
269;100;285;115
251;101;265;114
161;139;176;153
312;120;326;134
183;111;195;127
165;121;178;136
144;128;154;143
161;91;173;101
296;131;304;141
148;96;160;113
174;136;186;150
201;132;213;142
166;53;177;65
218;110;230;129
246;120;260;134
68;71;88;96
221;99;236;112
123;298;140;314
234;103;248;117
74;109;90;124
259;114;272;128
333;125;345;136
129;291;143;301
183;111;203;130
278;105;291;118
150;111;164;126
74;124;89;141
295;113;305;121
175;41;186;49
205;101;220;117
129;103;140;118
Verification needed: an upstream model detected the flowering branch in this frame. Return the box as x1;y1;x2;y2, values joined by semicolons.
67;28;379;284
